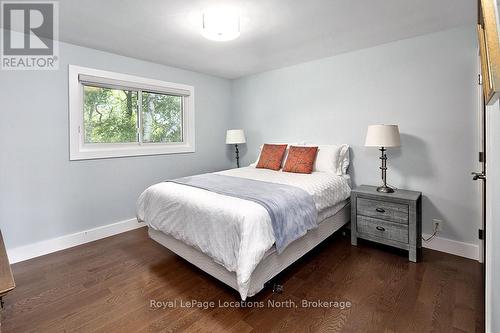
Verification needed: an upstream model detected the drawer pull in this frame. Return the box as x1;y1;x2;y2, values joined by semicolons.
375;208;386;213
376;226;386;232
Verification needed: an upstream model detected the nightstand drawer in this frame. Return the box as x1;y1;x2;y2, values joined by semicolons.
356;215;409;244
357;197;408;224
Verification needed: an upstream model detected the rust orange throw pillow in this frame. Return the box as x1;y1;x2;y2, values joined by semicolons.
256;144;288;170
283;146;319;174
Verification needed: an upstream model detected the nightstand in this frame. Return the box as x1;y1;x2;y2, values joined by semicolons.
351;185;422;262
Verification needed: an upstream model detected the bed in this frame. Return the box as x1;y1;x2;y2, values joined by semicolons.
137;148;351;300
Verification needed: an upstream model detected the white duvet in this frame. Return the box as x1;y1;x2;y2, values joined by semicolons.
136;167;351;299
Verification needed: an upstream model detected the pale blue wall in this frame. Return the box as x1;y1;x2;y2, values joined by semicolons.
0;41;233;249
231;26;480;245
0;25;480;251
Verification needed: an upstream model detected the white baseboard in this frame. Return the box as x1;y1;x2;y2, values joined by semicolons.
7;218;145;264
422;233;478;261
6;221;478;264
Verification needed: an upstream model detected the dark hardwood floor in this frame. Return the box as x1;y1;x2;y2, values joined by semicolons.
1;227;483;332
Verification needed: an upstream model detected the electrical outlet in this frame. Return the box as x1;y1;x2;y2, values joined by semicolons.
432;219;443;232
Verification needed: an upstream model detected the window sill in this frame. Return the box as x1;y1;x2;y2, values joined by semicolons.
69;143;195;161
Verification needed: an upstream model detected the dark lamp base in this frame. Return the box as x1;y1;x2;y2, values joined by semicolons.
377;185;395;193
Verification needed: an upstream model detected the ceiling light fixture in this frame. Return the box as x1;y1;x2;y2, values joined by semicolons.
201;10;240;42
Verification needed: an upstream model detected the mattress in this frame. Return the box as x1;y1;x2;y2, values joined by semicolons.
216;167;351;220
137;167;351;299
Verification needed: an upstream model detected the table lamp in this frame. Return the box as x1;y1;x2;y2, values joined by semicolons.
226;129;246;168
365;125;401;193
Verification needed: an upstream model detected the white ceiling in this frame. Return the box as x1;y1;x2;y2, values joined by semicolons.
59;0;475;79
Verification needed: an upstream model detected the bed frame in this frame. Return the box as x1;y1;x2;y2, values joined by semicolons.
148;202;351;298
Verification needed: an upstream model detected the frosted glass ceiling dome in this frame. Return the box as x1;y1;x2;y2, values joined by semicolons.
201;9;240;42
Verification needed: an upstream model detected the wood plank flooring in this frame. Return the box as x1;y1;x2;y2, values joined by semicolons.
1;227;483;332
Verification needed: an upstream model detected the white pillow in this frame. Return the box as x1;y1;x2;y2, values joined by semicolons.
313;145;338;173
249;145;264;167
337;144;350;175
295;144;349;175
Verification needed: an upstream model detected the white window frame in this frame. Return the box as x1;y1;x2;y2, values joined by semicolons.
68;65;195;160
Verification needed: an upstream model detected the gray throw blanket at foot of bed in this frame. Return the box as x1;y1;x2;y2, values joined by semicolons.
169;173;318;253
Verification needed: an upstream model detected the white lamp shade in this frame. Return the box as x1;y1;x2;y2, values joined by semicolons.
365;125;401;147
226;129;246;144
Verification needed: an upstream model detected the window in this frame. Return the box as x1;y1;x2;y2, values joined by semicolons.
69;65;195;160
141;91;183;143
83;86;138;144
